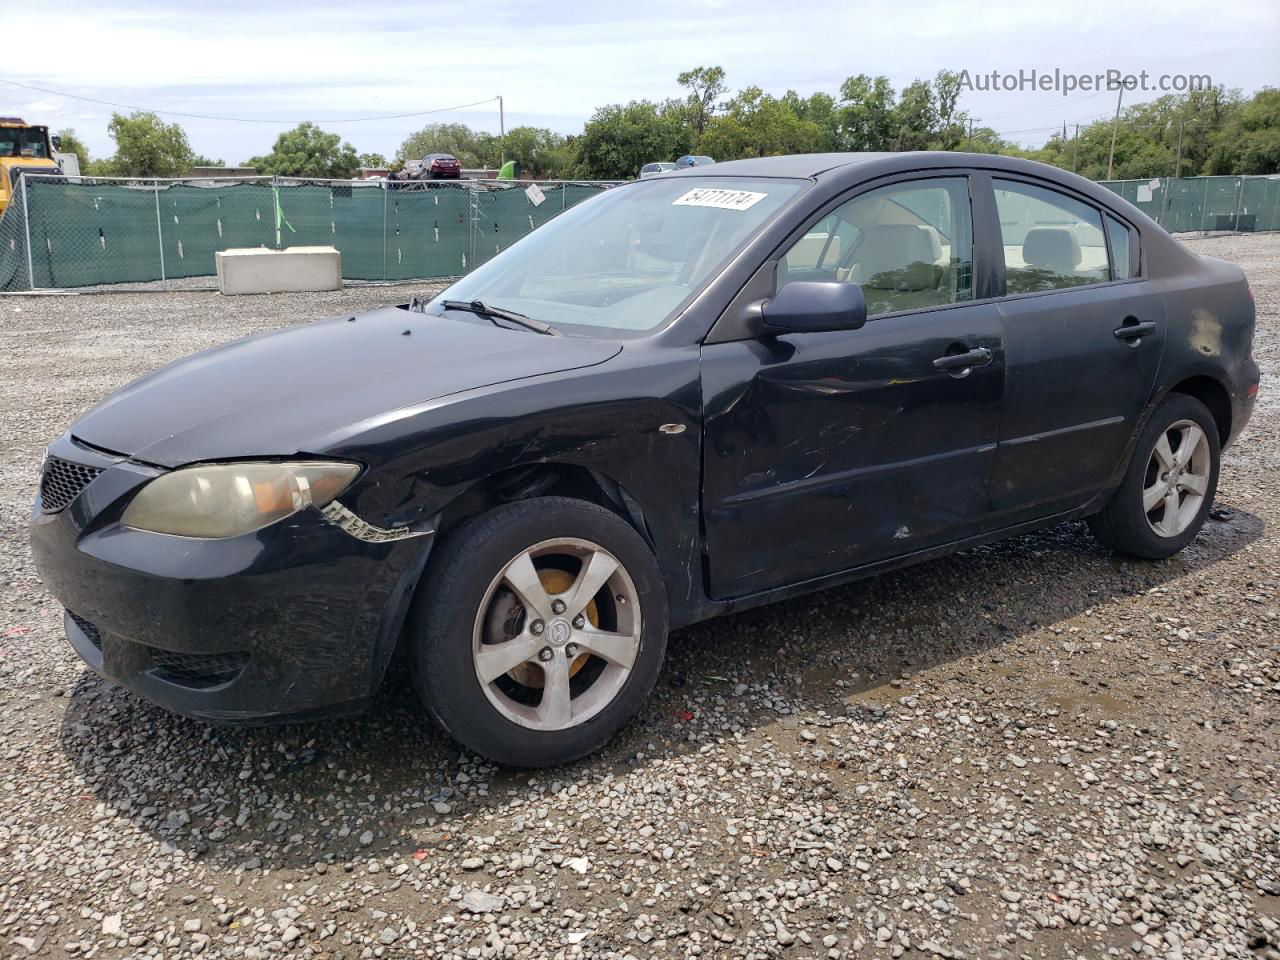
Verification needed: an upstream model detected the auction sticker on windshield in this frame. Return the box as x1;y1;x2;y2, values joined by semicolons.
673;188;767;211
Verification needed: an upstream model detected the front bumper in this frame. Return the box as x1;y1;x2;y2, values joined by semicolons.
29;434;433;723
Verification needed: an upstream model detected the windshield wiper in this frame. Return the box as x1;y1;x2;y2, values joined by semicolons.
440;299;561;336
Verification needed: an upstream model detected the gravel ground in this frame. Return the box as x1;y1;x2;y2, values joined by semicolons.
1;238;1277;960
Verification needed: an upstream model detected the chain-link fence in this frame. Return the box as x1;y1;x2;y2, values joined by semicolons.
3;171;1277;293
1099;174;1280;234
0;175;622;292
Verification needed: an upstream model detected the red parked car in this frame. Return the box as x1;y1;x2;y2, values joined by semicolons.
421;153;461;179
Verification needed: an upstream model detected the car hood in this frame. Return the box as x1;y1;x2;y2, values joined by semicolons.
70;306;621;468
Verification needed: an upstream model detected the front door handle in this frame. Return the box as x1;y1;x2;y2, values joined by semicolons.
1114;319;1157;340
933;347;993;371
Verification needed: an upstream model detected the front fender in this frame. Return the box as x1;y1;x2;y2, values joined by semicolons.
323;345;711;628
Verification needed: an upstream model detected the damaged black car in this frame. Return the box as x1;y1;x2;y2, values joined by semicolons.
31;153;1259;766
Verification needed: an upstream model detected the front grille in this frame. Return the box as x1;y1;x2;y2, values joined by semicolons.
147;648;249;689
39;456;103;512
67;611;102;650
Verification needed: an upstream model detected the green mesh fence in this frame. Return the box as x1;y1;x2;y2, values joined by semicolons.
0;175;619;291
2;173;1274;292
1099;175;1280;233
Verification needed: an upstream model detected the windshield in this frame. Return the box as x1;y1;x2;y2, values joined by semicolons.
0;127;49;159
433;177;805;336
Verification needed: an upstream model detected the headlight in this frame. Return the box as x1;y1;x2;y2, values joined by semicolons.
121;461;361;538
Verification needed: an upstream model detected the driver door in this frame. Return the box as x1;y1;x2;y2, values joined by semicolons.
700;174;1006;599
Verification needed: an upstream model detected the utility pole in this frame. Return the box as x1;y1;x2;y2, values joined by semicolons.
1106;84;1124;181
1071;124;1080;172
498;95;505;167
1174;118;1185;178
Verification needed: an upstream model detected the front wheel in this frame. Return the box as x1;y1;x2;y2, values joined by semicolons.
408;497;668;767
1087;393;1221;559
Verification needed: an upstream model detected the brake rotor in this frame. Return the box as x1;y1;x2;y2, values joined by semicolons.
483;567;598;688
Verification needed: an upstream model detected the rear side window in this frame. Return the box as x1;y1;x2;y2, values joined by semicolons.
1105;214;1138;279
993;179;1108;294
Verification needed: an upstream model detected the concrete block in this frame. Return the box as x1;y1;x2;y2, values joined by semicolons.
215;246;342;295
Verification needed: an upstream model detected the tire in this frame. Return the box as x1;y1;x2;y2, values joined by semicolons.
1087;394;1220;559
408;496;668;767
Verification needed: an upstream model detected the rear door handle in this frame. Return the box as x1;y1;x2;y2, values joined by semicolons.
1114;319;1157;340
933;347;993;371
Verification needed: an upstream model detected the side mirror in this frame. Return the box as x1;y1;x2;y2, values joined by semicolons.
761;281;867;334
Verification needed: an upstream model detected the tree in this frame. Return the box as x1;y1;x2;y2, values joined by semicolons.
575;101;694;179
701;87;822;160
359;152;389;168
53;129;90;168
1206;88;1280;175
396;123;498;169
836;75;897;150
247;123;360;179
98;112;195;177
501;127;575;178
677;65;727;138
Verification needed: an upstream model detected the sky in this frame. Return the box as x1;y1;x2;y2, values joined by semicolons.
4;0;1276;165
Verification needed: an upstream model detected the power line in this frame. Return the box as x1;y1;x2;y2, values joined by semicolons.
0;77;500;124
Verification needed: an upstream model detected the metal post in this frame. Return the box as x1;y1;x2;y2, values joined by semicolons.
1106;85;1124;181
1201;177;1210;232
153;179;167;289
20;174;35;291
1232;176;1244;232
498;96;505;167
468;181;477;272
381;180;388;281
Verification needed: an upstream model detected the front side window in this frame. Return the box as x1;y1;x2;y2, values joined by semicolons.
435;177;805;336
994;179;1109;294
779;177;973;318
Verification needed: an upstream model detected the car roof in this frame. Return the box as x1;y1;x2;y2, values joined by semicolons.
666;151;1138;204
670;152;893;178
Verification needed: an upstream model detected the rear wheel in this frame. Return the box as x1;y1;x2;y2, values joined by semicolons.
1087;394;1220;559
409;497;667;766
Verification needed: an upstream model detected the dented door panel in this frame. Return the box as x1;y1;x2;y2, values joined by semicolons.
701;305;1004;599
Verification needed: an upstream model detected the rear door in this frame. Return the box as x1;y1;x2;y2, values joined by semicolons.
701;173;1006;599
979;175;1164;523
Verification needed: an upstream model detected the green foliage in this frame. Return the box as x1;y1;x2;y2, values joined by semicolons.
701;87;823;160
359;153;389;168
677;65;727;137
1206;88;1280;175
574;101;694;179
246;123;360;179
53;129;90;168
501;127;575;178
396;123;499;169
95;112;195;178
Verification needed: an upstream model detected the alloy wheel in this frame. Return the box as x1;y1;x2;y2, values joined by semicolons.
472;538;641;731
1143;418;1211;538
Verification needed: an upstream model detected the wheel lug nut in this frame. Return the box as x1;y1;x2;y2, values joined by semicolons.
551;599;566;614
538;647;553;662
530;620;545;635
572;615;585;628
565;644;579;658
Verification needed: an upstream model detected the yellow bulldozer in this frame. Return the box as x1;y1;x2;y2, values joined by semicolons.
0;118;62;217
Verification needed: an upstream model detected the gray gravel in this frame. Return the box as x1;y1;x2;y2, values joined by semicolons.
1;238;1278;960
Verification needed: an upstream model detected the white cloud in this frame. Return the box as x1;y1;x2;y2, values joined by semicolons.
5;0;1274;161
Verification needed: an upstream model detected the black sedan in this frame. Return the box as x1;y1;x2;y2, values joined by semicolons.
31;153;1259;766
